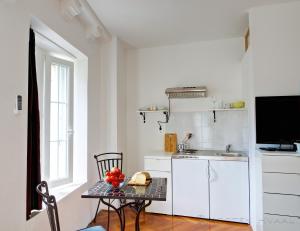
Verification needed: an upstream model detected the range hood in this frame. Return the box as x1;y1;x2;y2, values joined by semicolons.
165;86;207;98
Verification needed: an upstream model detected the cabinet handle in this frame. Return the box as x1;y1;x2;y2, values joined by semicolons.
211;167;214;182
206;164;210;180
209;166;218;183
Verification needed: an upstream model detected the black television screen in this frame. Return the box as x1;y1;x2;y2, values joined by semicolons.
256;96;300;144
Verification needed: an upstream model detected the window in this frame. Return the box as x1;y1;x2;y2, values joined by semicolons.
42;56;74;187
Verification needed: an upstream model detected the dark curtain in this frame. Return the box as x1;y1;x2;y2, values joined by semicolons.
26;28;42;220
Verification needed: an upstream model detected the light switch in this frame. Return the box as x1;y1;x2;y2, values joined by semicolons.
14;95;22;114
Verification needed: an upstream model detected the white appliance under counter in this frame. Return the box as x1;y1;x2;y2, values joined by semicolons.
144;150;250;224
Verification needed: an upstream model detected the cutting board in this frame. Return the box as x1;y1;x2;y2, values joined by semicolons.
164;133;177;153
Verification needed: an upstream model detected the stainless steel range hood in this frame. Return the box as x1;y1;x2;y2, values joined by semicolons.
165;86;207;98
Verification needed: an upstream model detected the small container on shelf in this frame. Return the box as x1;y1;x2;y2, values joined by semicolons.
230;101;245;109
148;105;158;111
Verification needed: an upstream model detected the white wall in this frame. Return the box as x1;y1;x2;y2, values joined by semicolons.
99;37;127;159
250;1;300;97
242;47;257;230
116;39;128;171
0;1;103;230
248;2;300;231
126;38;245;174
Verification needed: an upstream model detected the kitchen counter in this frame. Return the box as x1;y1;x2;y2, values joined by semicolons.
144;151;174;159
145;150;248;162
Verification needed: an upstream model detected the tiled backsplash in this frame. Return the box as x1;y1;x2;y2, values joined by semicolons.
166;111;248;151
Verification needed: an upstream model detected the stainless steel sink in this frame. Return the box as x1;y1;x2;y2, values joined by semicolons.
216;152;243;157
183;149;199;154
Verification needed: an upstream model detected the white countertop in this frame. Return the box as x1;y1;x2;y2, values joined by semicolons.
145;150;249;161
144;151;174;159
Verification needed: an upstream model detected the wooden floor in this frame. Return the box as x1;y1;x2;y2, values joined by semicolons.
92;209;253;231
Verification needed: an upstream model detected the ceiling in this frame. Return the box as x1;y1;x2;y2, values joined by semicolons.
87;0;296;48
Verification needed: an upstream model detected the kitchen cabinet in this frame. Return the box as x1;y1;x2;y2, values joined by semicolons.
144;152;250;223
172;159;210;218
209;160;249;223
145;170;172;215
262;152;300;231
264;193;300;217
144;155;172;215
264;214;300;231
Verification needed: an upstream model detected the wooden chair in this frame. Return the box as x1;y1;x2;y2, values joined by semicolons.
36;181;105;231
93;152;123;230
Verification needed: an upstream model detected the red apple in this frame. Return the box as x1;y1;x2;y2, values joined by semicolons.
119;173;125;182
111;167;121;176
112;180;120;188
105;176;112;183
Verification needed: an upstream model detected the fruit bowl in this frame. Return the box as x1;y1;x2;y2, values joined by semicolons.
104;167;125;189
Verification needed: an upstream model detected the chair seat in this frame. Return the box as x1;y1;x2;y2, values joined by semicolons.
81;226;106;231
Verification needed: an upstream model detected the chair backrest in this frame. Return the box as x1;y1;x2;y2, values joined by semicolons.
36;181;60;231
94;152;123;180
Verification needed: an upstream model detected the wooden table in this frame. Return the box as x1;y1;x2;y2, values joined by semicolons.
81;177;167;231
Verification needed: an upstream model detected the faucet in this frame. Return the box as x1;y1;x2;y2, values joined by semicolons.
178;143;186;152
226;144;231;153
178;133;193;152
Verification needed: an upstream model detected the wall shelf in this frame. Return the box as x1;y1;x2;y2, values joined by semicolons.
137;109;169;130
137;109;169;113
137;108;247;127
170;108;247;113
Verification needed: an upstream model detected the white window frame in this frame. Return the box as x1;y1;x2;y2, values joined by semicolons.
43;55;74;188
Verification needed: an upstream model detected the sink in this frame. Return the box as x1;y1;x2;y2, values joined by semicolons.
183;149;199;154
216;152;243;157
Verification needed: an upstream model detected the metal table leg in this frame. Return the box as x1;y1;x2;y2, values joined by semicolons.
135;200;152;231
100;199;125;231
100;199;152;231
93;199;101;223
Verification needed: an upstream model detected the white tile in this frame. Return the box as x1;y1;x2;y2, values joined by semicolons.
166;111;248;151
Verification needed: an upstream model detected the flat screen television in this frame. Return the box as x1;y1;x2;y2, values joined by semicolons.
256;95;300;144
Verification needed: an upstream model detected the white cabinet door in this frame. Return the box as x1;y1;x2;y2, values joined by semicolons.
172;159;209;218
262;155;300;174
145;170;172;215
264;193;300;217
209;160;249;223
263;173;300;195
264;214;300;231
144;158;171;171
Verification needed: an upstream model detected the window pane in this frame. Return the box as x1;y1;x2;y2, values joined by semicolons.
58;141;68;179
51;64;59;102
59;103;67;141
45;58;73;186
50;103;58;141
50;142;58;180
59;65;67;103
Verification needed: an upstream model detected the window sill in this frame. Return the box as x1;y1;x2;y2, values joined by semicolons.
28;181;87;221
50;182;86;202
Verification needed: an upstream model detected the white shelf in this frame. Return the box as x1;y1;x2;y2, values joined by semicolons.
171;108;247;113
137;108;246;113
137;109;168;113
137;109;169;129
137;108;246;125
209;108;247;111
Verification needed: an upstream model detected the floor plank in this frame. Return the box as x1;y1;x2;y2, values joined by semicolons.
92;209;252;231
